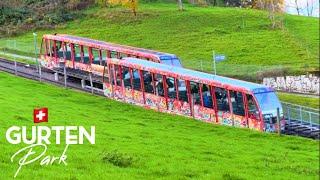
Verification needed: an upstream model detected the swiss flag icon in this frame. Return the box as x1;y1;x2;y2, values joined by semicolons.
33;108;48;123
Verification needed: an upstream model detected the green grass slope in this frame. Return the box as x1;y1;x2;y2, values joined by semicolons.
278;92;320;109
0;3;319;79
0;72;319;179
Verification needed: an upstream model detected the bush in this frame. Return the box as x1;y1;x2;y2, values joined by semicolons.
0;0;93;37
102;150;134;168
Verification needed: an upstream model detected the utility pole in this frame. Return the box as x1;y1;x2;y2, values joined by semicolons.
33;32;38;67
277;107;281;136
13;40;17;75
213;51;216;75
33;32;42;82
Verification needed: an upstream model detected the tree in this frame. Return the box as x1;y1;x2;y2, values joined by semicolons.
306;0;315;16
252;0;285;29
102;0;138;16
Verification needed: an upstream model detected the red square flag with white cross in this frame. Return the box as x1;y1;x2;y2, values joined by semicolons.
33;107;48;123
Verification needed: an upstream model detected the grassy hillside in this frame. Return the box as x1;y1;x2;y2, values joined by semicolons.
278;92;320;109
0;72;319;179
0;3;319;80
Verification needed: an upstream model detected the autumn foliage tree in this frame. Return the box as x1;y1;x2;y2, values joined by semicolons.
97;0;138;16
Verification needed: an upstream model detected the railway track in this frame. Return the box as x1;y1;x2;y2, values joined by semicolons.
0;58;319;139
0;58;104;95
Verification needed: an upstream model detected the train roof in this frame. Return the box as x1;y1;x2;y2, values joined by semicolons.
43;34;176;58
116;58;273;94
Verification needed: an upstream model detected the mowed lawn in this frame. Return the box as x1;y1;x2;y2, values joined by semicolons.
1;3;319;78
0;72;319;179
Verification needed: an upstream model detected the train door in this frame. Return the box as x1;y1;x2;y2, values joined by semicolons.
246;94;263;131
215;87;233;126
133;69;145;104
168;78;191;117
91;48;104;76
122;66;134;104
43;39;58;69
153;73;167;111
142;71;159;110
73;44;82;70
230;90;247;128
165;77;182;114
60;42;73;69
103;63;123;100
41;38;53;68
190;83;216;122
103;62;112;97
111;64;124;100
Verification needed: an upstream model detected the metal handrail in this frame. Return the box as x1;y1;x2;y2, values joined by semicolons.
281;101;319;126
281;101;319;112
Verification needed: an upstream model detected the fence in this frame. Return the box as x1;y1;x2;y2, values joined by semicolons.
0;39;41;66
189;59;288;82
281;101;320;126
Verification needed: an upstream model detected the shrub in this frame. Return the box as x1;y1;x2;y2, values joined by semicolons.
102;150;134;167
0;0;93;37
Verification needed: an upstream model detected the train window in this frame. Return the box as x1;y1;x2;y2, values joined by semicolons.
190;81;201;105
122;67;131;89
154;74;164;97
119;53;127;59
132;69;141;91
166;77;176;99
59;43;71;61
215;88;230;112
92;48;100;65
114;65;122;86
50;40;58;58
56;41;65;59
246;94;260;120
110;51;117;58
64;43;72;60
102;50;108;66
74;45;81;62
103;64;109;83
41;39;47;56
83;47;90;64
178;79;188;102
46;40;52;57
109;65;115;85
143;71;154;94
230;91;245;116
202;84;213;108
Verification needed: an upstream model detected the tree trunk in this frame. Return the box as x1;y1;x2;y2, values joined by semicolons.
177;0;184;11
270;0;276;29
294;0;300;15
306;0;310;16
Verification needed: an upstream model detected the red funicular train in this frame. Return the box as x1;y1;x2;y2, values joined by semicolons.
39;34;284;133
102;58;284;132
40;34;182;77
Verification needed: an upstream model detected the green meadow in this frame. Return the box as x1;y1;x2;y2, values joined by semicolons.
0;72;319;179
0;3;319;79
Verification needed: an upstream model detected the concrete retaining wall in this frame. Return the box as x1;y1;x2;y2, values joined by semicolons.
263;74;319;95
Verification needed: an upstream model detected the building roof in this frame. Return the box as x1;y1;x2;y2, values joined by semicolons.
116;58;272;93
